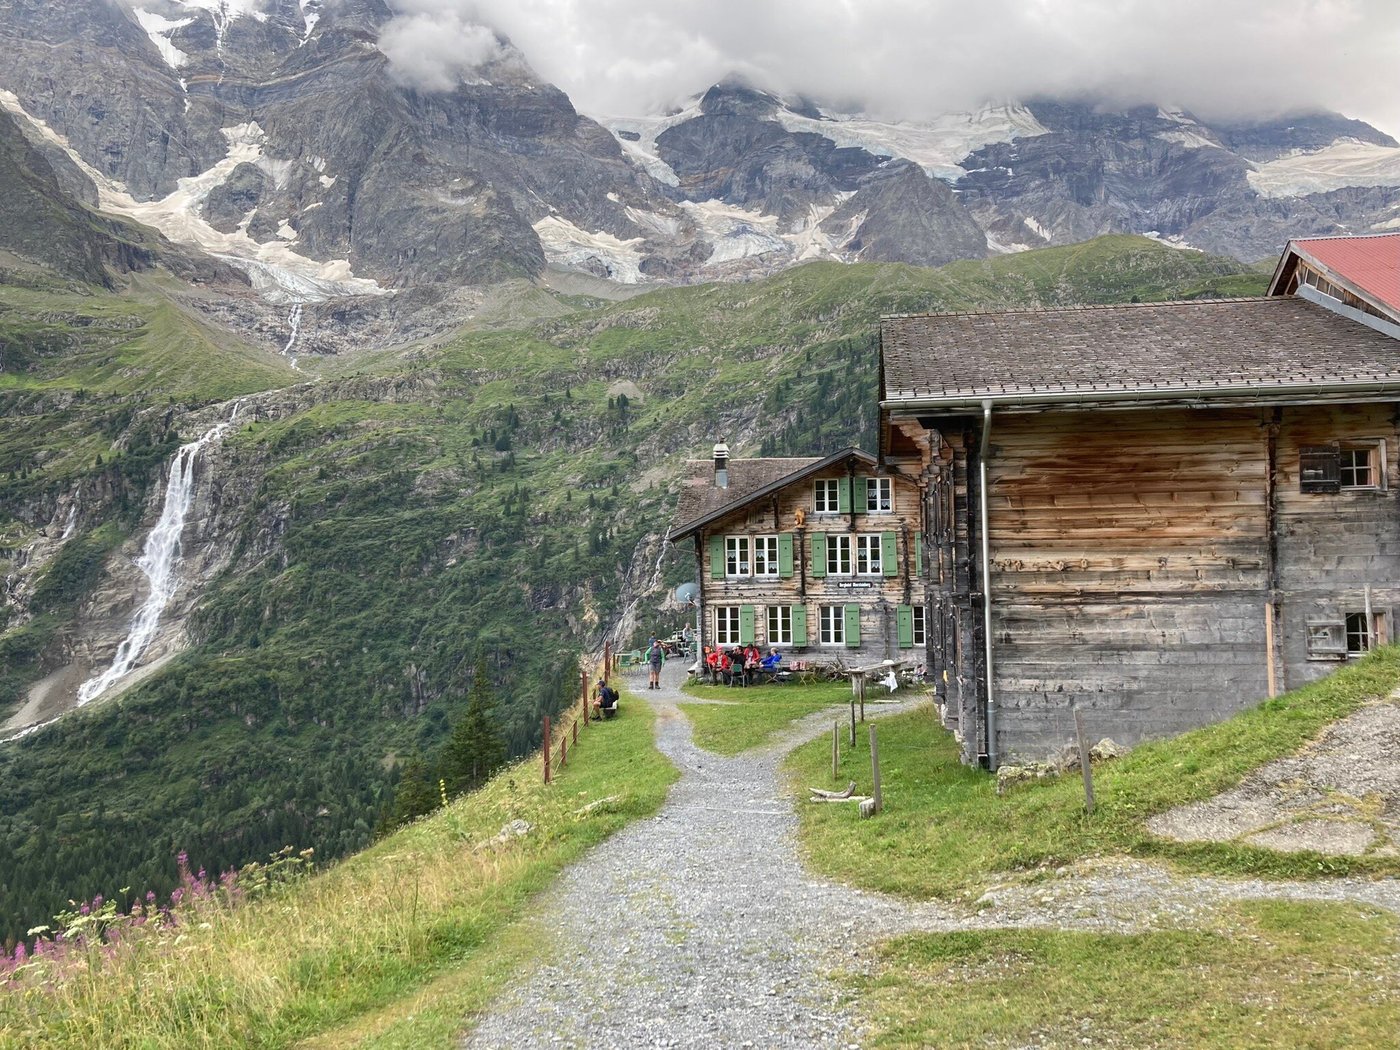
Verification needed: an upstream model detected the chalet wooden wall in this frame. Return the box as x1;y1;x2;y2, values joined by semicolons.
901;401;1400;764
695;467;926;665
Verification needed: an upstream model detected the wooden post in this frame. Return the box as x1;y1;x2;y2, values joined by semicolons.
1264;602;1278;698
542;715;552;784
572;716;578;746
1072;707;1094;815
560;728;567;768
869;724;882;815
832;722;839;779
857;676;866;722
604;641;611;674
580;669;589;730
849;693;857;747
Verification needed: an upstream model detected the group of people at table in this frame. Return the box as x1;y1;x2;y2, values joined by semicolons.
700;643;784;686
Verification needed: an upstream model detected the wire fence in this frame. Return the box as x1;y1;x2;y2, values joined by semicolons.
542;644;621;784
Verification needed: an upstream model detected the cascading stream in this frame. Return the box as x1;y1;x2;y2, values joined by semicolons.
75;401;243;705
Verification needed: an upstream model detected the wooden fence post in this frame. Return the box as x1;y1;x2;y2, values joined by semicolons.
832;722;839;779
543;715;552;784
560;728;567;768
1073;707;1094;815
849;693;857;747
869;724;882;815
857;676;866;723
580;669;589;730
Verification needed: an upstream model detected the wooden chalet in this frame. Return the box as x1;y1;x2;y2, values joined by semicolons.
879;294;1400;768
1268;232;1400;324
671;446;927;666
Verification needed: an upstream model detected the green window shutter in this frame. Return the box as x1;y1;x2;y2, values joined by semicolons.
881;531;898;576
791;605;808;646
810;532;827;578
837;477;851;513
709;535;725;579
844;603;861;647
778;533;794;578
853;477;866;514
915;533;923;574
897;605;914;648
739;605;755;645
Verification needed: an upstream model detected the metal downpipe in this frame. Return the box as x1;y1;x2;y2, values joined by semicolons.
979;399;998;770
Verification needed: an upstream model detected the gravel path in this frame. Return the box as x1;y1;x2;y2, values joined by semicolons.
462;663;1400;1049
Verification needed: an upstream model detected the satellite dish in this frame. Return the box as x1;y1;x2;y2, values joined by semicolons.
674;582;700;604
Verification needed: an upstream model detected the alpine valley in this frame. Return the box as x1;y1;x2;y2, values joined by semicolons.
2;0;1398;941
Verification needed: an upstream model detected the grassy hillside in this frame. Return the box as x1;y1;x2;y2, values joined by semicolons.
0;236;1269;942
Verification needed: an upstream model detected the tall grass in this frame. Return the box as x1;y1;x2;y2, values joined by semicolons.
0;691;675;1049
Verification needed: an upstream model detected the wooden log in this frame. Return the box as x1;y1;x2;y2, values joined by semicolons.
809;782;858;800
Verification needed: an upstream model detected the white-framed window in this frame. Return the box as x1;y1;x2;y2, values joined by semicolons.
725;535;750;576
855;534;883;575
826;534;852;575
912;605;926;646
767;605;793;645
865;477;892;513
818;605;845;645
715;606;742;645
753;535;779;577
1340;445;1381;489
813;478;840;513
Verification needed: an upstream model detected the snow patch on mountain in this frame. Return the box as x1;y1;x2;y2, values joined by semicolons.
1143;231;1203;251
772;103;1050;181
297;0;321;45
133;8;195;69
533;216;646;283
1158;127;1221;150
0;91;383;303
1023;216;1051;241
1248;141;1400;197
679;200;788;264
596;104;703;187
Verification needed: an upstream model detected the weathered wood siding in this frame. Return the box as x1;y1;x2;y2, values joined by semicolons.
1274;403;1400;685
697;468;926;665
893;402;1400;765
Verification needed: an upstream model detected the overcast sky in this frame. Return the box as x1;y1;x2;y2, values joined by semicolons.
379;0;1400;135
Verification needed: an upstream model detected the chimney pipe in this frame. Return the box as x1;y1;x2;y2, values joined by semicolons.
713;442;730;489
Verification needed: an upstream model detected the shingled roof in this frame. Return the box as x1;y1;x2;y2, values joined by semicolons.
880;295;1400;408
671;449;874;538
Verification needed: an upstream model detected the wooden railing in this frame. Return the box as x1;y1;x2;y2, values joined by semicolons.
542;643;620;784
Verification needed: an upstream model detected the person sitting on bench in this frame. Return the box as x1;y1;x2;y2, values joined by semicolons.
593;681;619;720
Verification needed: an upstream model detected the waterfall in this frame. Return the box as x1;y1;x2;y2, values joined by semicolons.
282;304;302;369
75;401;242;705
610;526;673;650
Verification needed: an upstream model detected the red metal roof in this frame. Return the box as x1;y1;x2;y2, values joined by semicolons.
1289;232;1400;315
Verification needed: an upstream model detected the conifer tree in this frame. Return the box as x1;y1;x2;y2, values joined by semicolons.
438;660;506;798
387;754;439;828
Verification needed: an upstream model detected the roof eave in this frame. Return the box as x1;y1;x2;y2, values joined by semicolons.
880;376;1400;415
670;447;877;541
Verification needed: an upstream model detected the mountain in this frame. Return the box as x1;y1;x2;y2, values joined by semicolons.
2;0;1399;307
0;234;1268;941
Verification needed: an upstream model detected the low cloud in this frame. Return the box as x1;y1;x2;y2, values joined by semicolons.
379;2;505;92
381;0;1400;134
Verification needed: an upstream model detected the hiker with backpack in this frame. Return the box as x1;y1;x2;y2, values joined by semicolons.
646;637;666;690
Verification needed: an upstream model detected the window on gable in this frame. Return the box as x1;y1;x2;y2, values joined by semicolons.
814;479;840;513
753;535;779;576
715;606;742;645
826;534;852;575
725;536;750;576
865;477;892;512
855;534;883;575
